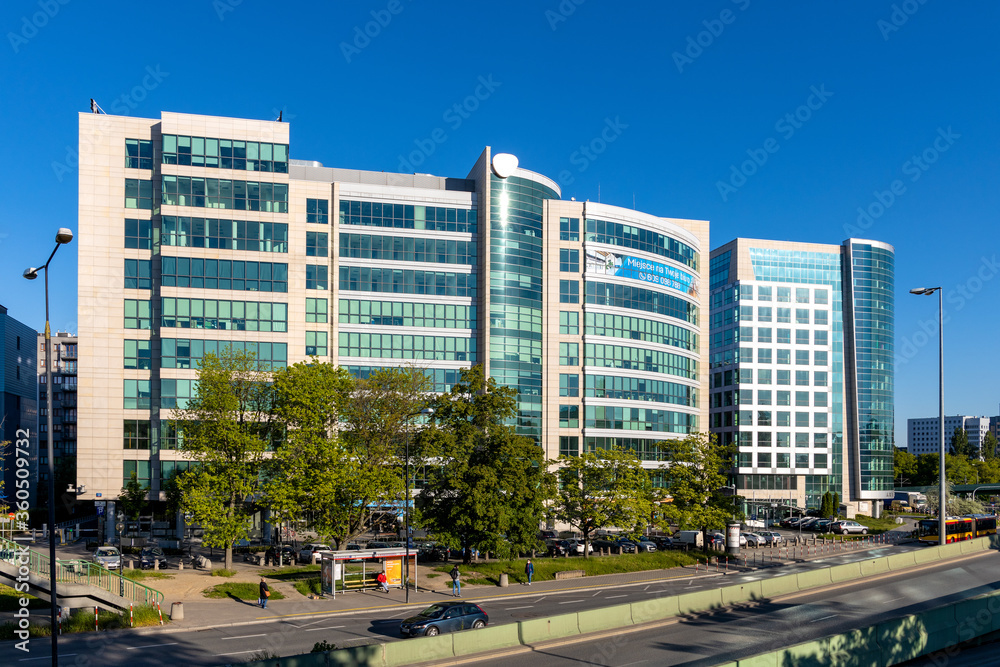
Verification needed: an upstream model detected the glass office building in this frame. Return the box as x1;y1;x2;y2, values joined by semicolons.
76;111;709;502
708;239;894;512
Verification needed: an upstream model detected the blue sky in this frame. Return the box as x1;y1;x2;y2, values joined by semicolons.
1;1;998;446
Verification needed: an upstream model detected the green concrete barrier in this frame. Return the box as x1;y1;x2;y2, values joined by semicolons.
859;555;890;577
675;589;723;615
828;561;862;583
518;612;580;644
577;602;633;634
885;551;918;570
761;573;798;598
326;644;384;667
795;568;831;590
914;545;945;564
383;634;453;667
630;595;679;623
878;614;929;665
452;623;520;656
720;580;763;606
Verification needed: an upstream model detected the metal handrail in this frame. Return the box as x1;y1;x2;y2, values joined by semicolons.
0;536;164;606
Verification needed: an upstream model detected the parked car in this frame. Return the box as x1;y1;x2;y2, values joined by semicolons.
758;531;783;545
299;543;332;563
744;532;766;548
400;602;488;637
707;533;725;549
636;539;658;553
812;520;834;533
546;539;569;557
563;539;593;555
92;547;121;570
539;530;559;540
345;543;363;562
138;546;167;570
365;541;391;550
830;520;868;535
591;539;618;551
653;536;674;550
797;518;819;531
614;538;638;553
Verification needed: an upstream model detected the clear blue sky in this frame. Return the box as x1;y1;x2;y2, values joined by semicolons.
1;1;997;447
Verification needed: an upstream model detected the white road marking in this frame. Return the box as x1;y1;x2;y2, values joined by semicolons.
883;597;905;604
593;591;602;597
217;649;265;656
559;599;584;604
126;643;179;650
605;595;628;599
811;614;838;623
223;634;265;640
305;625;345;631
505;605;535;610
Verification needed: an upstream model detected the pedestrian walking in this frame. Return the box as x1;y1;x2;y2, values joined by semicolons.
259;577;270;609
524;559;534;585
450;565;461;597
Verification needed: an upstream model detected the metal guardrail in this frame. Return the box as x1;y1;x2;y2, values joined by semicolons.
0;536;164;607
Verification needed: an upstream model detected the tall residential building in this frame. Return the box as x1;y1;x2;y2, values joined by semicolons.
0;305;39;506
907;415;993;457
76;111;709;503
708;239;895;512
37;332;78;490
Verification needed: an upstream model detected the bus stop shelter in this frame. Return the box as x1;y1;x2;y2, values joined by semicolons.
320;548;417;599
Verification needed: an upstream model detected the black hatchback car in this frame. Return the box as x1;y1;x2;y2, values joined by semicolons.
138;547;167;569
400;602;488;637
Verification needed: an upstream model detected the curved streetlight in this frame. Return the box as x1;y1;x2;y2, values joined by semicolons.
910;286;945;545
23;227;74;666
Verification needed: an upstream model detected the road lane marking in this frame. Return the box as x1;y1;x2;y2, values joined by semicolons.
605;595;627;599
305;625;345;631
217;650;265;656
19;656;77;662
223;634;265;640
592;591;602;597
883;597;905;604
126;643;179;650
505;605;535;610
559;599;584;604
811;614;838;623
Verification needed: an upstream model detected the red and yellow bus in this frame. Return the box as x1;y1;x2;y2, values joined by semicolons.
917;517;974;544
965;514;998;538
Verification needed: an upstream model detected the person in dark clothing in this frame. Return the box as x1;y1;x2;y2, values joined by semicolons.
259;578;270;608
450;565;461;597
525;559;534;585
265;546;276;566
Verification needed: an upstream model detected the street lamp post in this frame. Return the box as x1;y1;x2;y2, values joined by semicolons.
404;407;433;604
23;227;74;665
910;287;946;545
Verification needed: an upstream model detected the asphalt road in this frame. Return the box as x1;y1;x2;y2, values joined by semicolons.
459;551;1000;667
1;540;927;667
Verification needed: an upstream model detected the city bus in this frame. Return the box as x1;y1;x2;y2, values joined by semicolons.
917;517;974;544
965;514;998;538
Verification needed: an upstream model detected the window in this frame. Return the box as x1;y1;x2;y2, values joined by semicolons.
796;350;810;365
814;413;828;428
339;333;475;361
162;339;287;370
757;348;772;364
306;265;328;290
124;379;151;409
757;431;772;445
756;306;770;322
559;311;579;335
757;452;772;467
340;200;477;233
777;349;790;364
815;433;828;447
776;453;790;468
125;139;153;169
306;297;328;323
123;420;150;449
814;371;828;386
757;286;772;301
161;217;289;252
796;433;810;447
777;308;791;323
740;347;753;363
777;433;791;448
587;282;697;324
306;231;328;257
560;436;579;457
741;306;754;322
777;390;790;406
161;175;288;212
560;405;580;428
777;287;790;302
795;371;810;386
340;299;475;329
740;326;753;343
125;300;152;329
559;248;580;272
306;331;328;356
739;284;754;300
814;310;829;326
122;460;151;488
814;392;828;407
757;327;772;344
796;330;810;345
795;412;810;427
796;308;810;324
757;390;772;405
559;342;579;366
776;411;791;427
757;369;771;384
124;259;152;289
340;234;476;265
559;217;580;241
306;198;329;223
740;389;753;404
814;351;828;366
559;280;579;303
161;421;187;450
758;411;772;426
125;219;153;249
560;373;579;397
339;266;475;297
125;179;153;209
814;453;828;468
738;410;752;426
814;289;828;305
161;297;288;332
814;330;828;346
124;340;152;369
739;368;753;384
585;218;698;269
160;257;289;292
795;391;810;406
162;134;288;172
774;329;790;345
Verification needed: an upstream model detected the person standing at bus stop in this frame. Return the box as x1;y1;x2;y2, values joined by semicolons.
450;565;461;597
524;559;534;585
259;577;270;609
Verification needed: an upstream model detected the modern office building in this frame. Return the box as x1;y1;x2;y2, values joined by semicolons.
708;239;895;513
0;305;39;507
36;331;78;492
76;111;709;503
907;415;993;457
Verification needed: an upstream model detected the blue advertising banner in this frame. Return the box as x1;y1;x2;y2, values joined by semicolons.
586;250;698;296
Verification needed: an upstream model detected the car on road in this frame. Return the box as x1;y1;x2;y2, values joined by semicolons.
745;532;766;548
400;602;488;637
830;520;868;535
92;547;121;570
298;543;332;563
138;546;167;569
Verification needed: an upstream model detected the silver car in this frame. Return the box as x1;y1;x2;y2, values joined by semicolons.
92;546;121;570
830;520;868;535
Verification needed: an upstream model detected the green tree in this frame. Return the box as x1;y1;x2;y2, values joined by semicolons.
926;481;984;516
119;472;147;520
982;432;999;462
951;427;973;459
893;447;918;486
177;348;278;570
553;447;653;558
415;365;552;562
656;432;733;549
266;363;429;549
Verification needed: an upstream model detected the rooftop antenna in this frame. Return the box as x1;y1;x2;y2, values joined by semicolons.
89;98;106;114
277;110;283;122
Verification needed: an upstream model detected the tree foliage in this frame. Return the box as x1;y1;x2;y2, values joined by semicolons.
893;447;918;486
926;481;984;516
177;348;278;570
983;433;999;462
415;365;552;562
951;427;973;459
553;447;653;557
119;472;147;520
656;432;733;536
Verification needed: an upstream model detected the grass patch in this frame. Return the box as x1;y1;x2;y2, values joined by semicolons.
433;551;704;585
0;584;48;612
203;582;286;601
0;622;51;640
424;573;441;579
852;515;901;535
294;577;322;596
0;605;167;638
261;564;320;580
210;568;238;578
120;568;173;581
